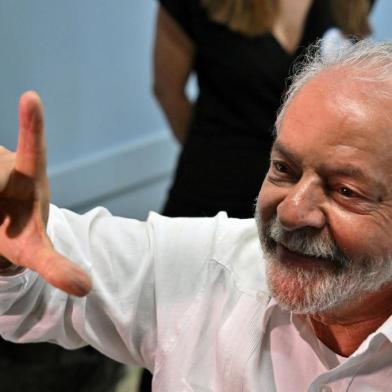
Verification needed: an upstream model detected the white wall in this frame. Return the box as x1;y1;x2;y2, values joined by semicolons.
0;0;178;219
371;0;392;41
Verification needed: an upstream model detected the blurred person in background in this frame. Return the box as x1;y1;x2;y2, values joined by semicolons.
154;0;374;219
140;0;375;390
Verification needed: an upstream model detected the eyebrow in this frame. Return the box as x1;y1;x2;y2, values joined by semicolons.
272;141;386;192
318;165;366;180
271;141;302;167
319;164;386;195
272;141;367;178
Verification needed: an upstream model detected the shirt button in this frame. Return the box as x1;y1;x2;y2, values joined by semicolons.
318;385;332;392
256;291;269;305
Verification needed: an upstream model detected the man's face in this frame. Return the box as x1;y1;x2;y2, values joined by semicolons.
256;70;392;314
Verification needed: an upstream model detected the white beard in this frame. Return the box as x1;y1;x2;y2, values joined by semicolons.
255;208;392;314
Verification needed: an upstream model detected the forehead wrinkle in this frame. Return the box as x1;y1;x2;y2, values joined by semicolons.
271;141;302;165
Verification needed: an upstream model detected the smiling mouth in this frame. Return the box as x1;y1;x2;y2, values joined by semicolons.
274;242;331;269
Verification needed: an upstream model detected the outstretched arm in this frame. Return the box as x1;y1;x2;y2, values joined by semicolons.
0;91;91;296
0;92;239;369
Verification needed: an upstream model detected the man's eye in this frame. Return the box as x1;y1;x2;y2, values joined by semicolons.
337;186;356;198
273;161;289;173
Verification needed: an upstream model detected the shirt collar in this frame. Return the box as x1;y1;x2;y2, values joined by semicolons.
376;313;392;343
287;301;392;358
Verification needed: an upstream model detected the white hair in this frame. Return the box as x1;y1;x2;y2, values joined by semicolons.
276;39;392;132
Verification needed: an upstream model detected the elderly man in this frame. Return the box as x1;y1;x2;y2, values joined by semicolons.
0;40;391;391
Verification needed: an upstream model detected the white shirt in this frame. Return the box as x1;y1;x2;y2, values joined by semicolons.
0;205;391;392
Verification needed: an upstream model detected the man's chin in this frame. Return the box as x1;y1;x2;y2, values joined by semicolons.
266;262;311;314
265;256;346;314
257;212;392;314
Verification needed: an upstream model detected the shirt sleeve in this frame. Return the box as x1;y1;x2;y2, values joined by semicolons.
0;205;229;370
157;0;195;38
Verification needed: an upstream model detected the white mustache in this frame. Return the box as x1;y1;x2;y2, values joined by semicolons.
265;216;349;268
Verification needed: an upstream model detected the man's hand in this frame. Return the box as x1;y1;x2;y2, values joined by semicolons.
0;91;92;296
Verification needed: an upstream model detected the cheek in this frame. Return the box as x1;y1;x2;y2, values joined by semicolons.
328;211;392;259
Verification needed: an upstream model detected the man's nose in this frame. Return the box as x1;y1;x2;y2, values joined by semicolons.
276;177;326;231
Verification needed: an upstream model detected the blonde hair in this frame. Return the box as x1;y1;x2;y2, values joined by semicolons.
201;0;373;38
331;0;372;39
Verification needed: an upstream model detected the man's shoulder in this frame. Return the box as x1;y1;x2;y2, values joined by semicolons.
148;212;267;292
211;214;268;295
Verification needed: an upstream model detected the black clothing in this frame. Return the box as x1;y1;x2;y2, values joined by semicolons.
142;0;377;389
0;338;124;392
140;1;337;391
161;0;336;219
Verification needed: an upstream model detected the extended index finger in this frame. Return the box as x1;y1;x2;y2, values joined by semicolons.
15;91;47;178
